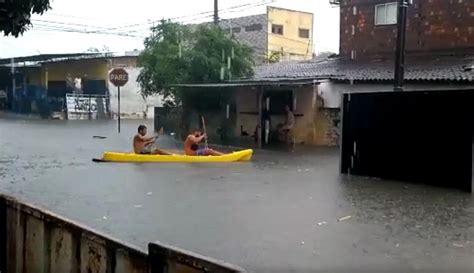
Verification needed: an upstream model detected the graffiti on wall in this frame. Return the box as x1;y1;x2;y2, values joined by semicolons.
66;94;108;120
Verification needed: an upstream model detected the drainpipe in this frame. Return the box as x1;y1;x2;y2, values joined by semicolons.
394;0;409;92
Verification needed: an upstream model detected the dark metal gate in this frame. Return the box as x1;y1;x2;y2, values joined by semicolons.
341;90;474;192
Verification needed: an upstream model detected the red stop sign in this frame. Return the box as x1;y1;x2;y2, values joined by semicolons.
109;68;129;87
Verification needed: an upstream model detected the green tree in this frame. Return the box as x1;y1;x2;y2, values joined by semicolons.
265;51;281;64
0;0;51;37
137;20;255;109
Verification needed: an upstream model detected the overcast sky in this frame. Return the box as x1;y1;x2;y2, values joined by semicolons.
0;0;339;58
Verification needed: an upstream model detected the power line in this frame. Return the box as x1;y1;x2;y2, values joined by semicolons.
103;0;274;32
123;0;275;35
31;19;146;39
27;0;275;39
31;23;145;39
32;19;110;30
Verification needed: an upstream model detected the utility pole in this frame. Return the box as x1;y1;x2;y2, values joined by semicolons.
214;0;219;25
394;0;409;92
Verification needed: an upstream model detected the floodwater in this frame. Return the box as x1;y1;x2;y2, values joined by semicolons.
0;118;473;273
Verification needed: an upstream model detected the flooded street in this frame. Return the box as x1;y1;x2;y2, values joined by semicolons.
0;118;473;273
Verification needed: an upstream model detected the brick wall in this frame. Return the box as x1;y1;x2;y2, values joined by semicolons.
340;0;474;59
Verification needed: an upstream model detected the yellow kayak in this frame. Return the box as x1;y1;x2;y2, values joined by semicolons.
101;149;253;163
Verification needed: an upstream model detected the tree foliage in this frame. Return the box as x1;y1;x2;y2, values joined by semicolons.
0;0;51;37
265;51;281;64
137;20;255;109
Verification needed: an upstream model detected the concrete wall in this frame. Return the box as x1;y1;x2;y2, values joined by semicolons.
314;108;341;146
267;7;314;61
234;84;339;146
293;85;318;144
0;194;245;273
108;67;163;119
319;82;474;108
235;87;259;137
218;14;268;64
339;0;474;59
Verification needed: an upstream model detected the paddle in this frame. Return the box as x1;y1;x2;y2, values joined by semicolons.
152;126;165;145
201;116;209;149
92;158;108;163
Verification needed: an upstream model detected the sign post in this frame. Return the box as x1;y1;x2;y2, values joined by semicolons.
118;86;121;132
109;68;129;133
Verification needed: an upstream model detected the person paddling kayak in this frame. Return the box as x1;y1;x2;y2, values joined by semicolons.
184;129;224;156
134;125;171;155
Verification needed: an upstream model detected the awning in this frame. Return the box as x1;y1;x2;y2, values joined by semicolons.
172;78;325;88
0;53;103;66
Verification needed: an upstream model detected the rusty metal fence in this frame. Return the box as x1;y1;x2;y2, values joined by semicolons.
0;194;245;273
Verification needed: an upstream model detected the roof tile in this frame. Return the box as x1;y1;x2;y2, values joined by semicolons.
251;54;474;82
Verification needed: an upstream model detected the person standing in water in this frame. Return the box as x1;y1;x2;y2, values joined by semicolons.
279;105;295;146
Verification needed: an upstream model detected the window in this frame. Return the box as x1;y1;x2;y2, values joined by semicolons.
271;24;284;35
299;28;310;39
232;27;241;33
245;24;262;32
375;2;398;25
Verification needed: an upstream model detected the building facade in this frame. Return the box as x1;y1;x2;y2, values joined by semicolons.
339;0;474;59
0;54;162;119
221;0;473;147
218;6;314;63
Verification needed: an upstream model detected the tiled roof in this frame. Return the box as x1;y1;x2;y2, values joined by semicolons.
252;54;474;82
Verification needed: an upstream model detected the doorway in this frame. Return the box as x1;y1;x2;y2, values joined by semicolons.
261;90;293;146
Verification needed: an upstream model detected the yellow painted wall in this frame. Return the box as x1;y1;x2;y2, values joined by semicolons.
41;59;109;85
267;7;314;61
23;67;42;86
21;59;109;89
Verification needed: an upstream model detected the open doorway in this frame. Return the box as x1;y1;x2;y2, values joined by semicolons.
261;90;293;147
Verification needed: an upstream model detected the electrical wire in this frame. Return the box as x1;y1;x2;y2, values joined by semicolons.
105;0;275;33
26;0;274;39
30;23;145;39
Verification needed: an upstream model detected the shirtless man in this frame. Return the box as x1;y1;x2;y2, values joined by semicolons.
279;105;295;132
184;129;224;156
278;105;295;146
133;125;171;155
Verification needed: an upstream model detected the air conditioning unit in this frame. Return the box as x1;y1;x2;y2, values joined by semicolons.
329;0;340;6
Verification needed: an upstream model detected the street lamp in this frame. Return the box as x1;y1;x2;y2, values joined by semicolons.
394;0;411;92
